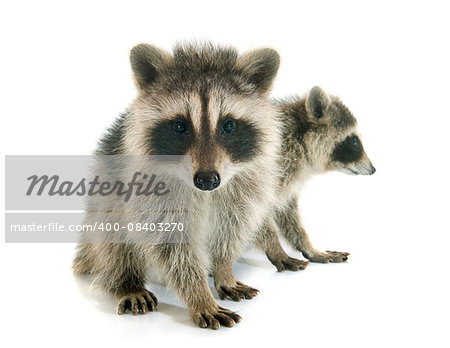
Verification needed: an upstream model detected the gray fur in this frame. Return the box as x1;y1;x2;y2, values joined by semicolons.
256;86;375;269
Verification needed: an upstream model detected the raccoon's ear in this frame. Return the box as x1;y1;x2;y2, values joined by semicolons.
306;86;331;119
236;48;280;94
130;44;172;91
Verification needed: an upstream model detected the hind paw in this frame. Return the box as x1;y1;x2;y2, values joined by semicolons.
217;281;259;301
192;305;241;330
269;254;309;272
305;250;350;263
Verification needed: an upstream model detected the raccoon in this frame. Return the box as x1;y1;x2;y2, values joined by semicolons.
73;42;282;329
255;86;375;272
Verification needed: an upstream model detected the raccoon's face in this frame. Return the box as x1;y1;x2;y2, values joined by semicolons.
127;43;280;191
305;86;376;176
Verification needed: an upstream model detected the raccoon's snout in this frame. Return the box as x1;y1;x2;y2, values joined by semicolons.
194;172;221;191
340;160;376;176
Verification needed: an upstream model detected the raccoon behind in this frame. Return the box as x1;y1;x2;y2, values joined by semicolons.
255;86;376;271
73;42;282;329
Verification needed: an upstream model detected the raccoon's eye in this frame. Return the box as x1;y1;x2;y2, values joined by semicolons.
222;119;236;134
173;120;188;135
352;136;359;145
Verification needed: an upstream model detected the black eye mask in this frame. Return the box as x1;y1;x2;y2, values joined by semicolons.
147;116;194;155
331;135;364;164
216;116;261;163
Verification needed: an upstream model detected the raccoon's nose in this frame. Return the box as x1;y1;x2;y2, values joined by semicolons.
194;172;221;191
369;164;376;175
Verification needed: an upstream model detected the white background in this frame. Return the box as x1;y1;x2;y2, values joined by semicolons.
1;1;449;347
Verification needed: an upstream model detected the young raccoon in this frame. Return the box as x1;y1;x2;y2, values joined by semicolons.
255;86;375;272
73;42;282;329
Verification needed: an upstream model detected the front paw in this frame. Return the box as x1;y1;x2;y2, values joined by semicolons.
192;305;241;330
217;281;259;301
267;253;309;272
305;250;350;263
117;288;158;315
